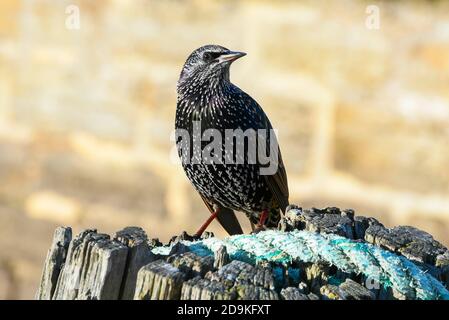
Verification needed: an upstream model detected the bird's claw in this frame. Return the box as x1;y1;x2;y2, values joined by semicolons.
251;225;266;234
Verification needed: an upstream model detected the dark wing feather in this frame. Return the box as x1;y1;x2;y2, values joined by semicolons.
241;91;290;212
264;149;289;212
199;195;243;235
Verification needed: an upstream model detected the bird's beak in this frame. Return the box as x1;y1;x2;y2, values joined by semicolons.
217;51;247;63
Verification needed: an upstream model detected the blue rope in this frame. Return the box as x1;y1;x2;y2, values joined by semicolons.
152;230;449;300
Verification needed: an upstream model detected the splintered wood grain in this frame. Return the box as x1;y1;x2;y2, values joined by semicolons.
35;227;72;300
134;260;185;300
52;230;128;300
114;227;156;299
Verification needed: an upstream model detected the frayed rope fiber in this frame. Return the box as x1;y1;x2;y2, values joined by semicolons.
153;230;449;300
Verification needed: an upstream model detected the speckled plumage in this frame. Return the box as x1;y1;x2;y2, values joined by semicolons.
175;45;289;233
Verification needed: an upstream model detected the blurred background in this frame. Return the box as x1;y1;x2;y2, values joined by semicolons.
0;0;448;299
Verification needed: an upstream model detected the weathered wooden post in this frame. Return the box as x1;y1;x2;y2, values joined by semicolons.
36;206;449;300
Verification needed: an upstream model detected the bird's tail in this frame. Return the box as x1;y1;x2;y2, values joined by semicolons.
216;207;243;235
266;207;282;228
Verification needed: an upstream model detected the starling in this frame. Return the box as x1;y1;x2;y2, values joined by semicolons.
175;45;289;236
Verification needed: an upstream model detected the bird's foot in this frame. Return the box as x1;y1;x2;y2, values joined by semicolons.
251;209;269;234
251;224;267;234
194;209;220;237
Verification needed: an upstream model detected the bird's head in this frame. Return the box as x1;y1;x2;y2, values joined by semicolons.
177;45;246;94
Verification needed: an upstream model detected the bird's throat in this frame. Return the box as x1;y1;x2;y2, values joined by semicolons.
177;68;231;99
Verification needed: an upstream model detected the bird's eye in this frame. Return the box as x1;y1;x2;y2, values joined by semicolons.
202;52;216;62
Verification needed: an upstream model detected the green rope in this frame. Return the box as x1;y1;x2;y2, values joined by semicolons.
152;229;449;300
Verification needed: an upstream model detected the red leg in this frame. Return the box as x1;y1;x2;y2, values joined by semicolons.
258;209;269;227
194;208;220;237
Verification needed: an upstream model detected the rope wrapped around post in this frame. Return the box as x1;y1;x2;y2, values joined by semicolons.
158;230;449;300
36;206;449;300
